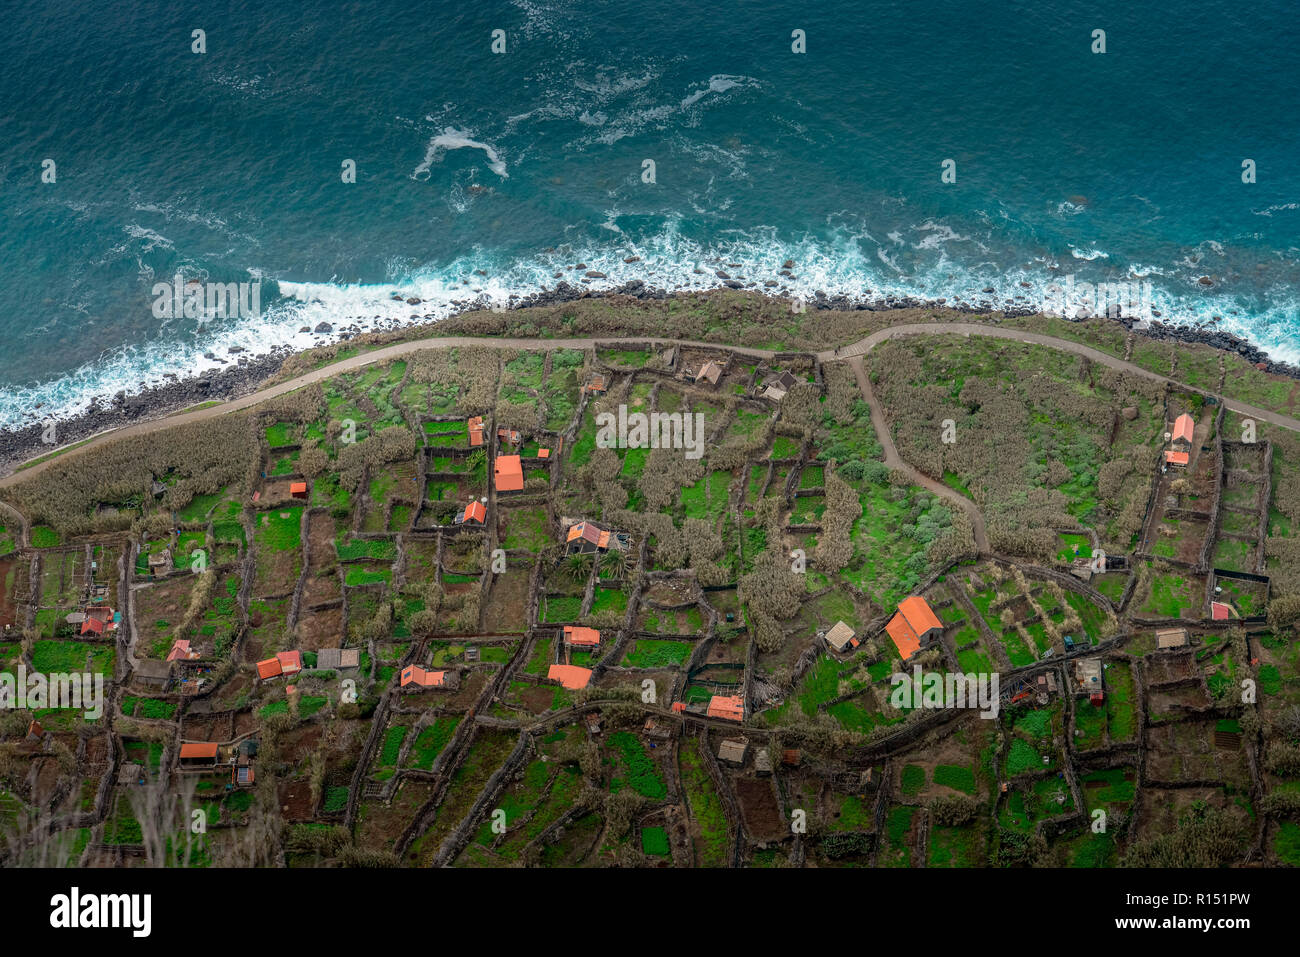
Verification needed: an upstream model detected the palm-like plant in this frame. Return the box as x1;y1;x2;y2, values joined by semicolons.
564;552;592;583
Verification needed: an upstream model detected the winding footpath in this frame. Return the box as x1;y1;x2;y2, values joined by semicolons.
4;321;1300;504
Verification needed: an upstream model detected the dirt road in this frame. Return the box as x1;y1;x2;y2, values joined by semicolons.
5;321;1298;495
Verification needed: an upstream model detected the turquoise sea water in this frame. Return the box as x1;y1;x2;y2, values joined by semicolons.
1;0;1297;426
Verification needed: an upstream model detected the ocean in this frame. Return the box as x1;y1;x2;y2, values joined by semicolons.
1;0;1298;428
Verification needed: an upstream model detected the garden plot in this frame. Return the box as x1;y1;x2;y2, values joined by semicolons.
998;774;1076;834
1149;516;1210;563
251;507;304;598
133;576;202;660
355;779;438;855
1211;574;1266;617
1003;700;1066;778
458;759;585;866
1134;784;1253;839
1134;566;1206;620
481;569;530;633
38;549;86;610
497;505;550;553
1143;717;1249;785
403;729;519;865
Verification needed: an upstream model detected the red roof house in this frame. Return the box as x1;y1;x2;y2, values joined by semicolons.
1211;601;1233;621
289;481;308;498
467;416;485;447
885;595;943;660
166;638;200;662
563;625;602;647
494;454;524;492
400;665;446;688
706;695;744;722
179;742;219;763
1164;450;1190;466
1171;413;1195;446
256;657;283;680
547;664;592;690
276;650;303;675
457;500;487;525
80;616;105;637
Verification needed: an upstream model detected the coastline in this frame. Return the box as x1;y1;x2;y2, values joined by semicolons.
1;280;1295;477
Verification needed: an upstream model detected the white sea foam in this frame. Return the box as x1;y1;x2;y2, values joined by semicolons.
412;127;508;179
6;222;1299;430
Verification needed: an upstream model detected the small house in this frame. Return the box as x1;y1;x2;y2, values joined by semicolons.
166;638;200;662
885;595;943;661
760;370;797;402
256;657;283;680
467;416;486;447
563;625;601;648
547;664;593;690
132;658;174;689
1171;413;1195;449
494;454;524;492
276;650;303;676
178;741;219;769
1074;657;1103;700
706;695;744;722
824;620;857;654
400;665;450;689
1210;601;1233;621
456;500;487;525
497;426;521;445
695;360;724;386
316;647;359;671
1156;627;1189;649
718;737;748;765
289;481;308;499
564;520;628;555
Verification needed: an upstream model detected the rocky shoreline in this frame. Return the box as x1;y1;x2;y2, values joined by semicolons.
1;278;1296;476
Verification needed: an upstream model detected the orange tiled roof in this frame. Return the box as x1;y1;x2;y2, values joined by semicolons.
179;742;219;759
256;657;283;680
468;416;485;447
290;481;308;495
495;454;524;491
885;613;921;660
563;625;602;647
81;617;105;636
1164;450;1189;466
166;639;196;662
538;448;550;458
898;595;942;636
1211;601;1232;620
276;650;302;674
706;695;744;721
1172;413;1195;444
461;500;486;524
547;664;592;689
401;665;446;687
